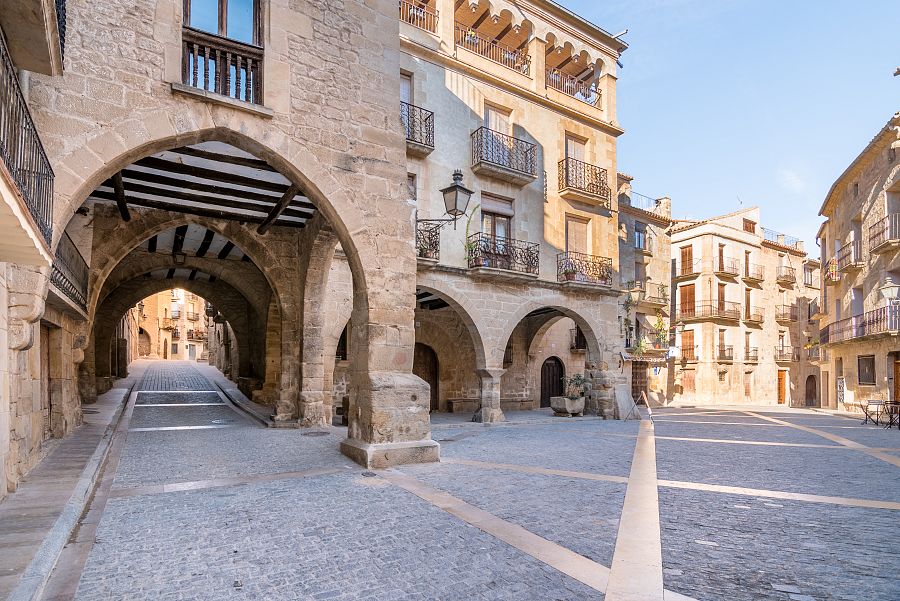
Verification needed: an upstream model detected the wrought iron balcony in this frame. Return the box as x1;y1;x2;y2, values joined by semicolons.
172;330;181;341
558;157;611;206
743;263;765;282
717;345;734;362
824;259;841;285
186;311;200;321
545;69;600;106
678;345;698;361
677;302;741;322
743;306;764;323
161;318;176;330
775;305;798;322
744;347;759;362
627;281;669;306
187;330;208;341
415;220;441;261
454;23;531;75
763;228;802;251
0;32;54;247
776;266;796;284
171;309;182;319
806;346;820;361
467;232;539;275
401;101;434;156
820;306;900;344
471;126;537;184
557;251;612;286
836;240;863;271
49;232;88;311
399;0;438;33
674;259;701;279
181;27;263;104
774;346;799;362
869;213;900;254
714;257;740;277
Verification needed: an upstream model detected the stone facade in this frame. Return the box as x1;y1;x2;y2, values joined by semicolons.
817;112;900;410
137;289;210;362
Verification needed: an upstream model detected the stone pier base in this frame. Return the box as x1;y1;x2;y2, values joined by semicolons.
340;438;440;469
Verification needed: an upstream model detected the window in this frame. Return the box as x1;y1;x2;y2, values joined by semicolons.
407;174;417;202
565;135;587;161
634;222;648;251
858;355;876;385
171;343;179;355
565;216;588;254
481;194;513;239
184;0;259;44
743;219;756;234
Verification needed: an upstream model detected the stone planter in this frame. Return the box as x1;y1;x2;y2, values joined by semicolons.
550;396;584;417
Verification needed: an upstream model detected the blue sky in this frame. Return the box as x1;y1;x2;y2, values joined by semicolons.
562;0;900;251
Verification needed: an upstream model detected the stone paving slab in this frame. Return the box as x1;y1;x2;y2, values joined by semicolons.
655;439;900;503
74;473;600;601
128;404;244;429
659;488;900;601
138;362;214;391
653;421;841;445
403;461;626;567
135;391;224;405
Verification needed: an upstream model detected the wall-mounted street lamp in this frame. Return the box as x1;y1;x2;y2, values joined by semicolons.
880;276;900;305
173;251;187;265
418;170;474;230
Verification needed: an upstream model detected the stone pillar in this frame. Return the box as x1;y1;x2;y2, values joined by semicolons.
475;368;505;423
529;37;547;95
436;0;455;53
116;338;128;378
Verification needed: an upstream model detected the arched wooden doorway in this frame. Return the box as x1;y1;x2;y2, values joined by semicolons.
805;375;818;407
540;357;565;408
413;343;439;411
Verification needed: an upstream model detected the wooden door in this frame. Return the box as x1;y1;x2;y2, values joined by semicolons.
413;343;439;411
744;287;751;319
777;370;787;404
894;360;900;403
632;361;649;403
718;283;726;312
680;284;695;318
681;329;695;360
540;357;564;408
805;375;818;407
680;246;693;276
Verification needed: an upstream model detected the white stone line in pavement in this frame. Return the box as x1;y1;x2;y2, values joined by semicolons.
606;420;665;601
128;425;237;432
652;419;789;427
654;435;844;449
441;458;630;483
132;403;227;407
743;411;900;469
108;467;345;499
381;469;611;593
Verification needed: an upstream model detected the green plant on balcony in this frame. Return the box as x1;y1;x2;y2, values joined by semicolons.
653;312;668;344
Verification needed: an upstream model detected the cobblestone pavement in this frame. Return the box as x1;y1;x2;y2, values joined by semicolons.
45;363;900;600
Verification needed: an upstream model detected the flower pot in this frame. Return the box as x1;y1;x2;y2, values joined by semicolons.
550;396;584;417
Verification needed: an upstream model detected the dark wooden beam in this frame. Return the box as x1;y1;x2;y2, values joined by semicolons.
241;254;251;262
195;229;215;258
167;147;278;172
555;55;573;71
217;241;235;260
134;156;291;194
209;275;217;283
546;44;555;56
121;168;316;211
493;23;512;43
172;224;189;256
166;268;176;279
454;0;465;11
111;172;131;222
188;269;198;281
472;11;490;29
147;235;157;253
257;184;300;234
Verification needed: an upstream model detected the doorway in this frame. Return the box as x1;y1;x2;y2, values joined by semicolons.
413;343;439;411
893;359;900;403
804;375;818;407
777;370;787;404
540;357;565;408
40;325;52;441
632;361;649;404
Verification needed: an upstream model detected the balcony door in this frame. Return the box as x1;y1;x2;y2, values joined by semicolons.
564;135;587;190
718;283;726;312
681;329;695;359
484;105;512;164
565;216;588;255
777;370;787;404
680;246;693;276
680;284;695;318
482;207;511;270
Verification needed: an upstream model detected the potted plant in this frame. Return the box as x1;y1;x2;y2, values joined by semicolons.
550;374;586;417
561;262;579;281
653;312;668;348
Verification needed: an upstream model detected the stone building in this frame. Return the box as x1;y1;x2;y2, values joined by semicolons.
136;289;210;362
817;112;900;411
669;208;821;406
0;0;634;494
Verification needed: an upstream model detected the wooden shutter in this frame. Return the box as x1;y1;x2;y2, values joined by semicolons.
680;246;693;275
680;284;695;316
566;217;588;254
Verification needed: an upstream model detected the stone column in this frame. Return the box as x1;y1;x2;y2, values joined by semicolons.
475;368;505;423
436;0;456;53
529;37;547;95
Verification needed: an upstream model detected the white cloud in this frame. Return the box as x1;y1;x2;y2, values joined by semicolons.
776;167;808;195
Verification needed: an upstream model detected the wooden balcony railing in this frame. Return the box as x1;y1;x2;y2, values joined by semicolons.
415;220;441;260
472;126;537;177
677;302;741;321
820;306;900;344
558;157;611;205
836;240;863;270
557;251;612;286
50;232;88;311
455;23;531;75
182;27;263;104
776;266;796;283
0;32;54;246
715;257;740;276
467;232;539;275
401;101;434;149
869;214;900;252
774;346;799;362
399;0;438;33
545;69;600;106
743;263;765;281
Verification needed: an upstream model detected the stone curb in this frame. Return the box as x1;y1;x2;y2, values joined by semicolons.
6;383;135;601
214;381;275;428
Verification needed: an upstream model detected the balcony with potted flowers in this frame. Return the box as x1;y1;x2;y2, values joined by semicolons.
453;3;532;87
557;251;612;289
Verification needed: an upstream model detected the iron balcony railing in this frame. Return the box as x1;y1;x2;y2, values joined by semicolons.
824;259;840;284
717;345;734;361
820;306;900;344
399;0;438;33
626;281;669;305
182;27;263;104
400;101;434;149
744;306;764;322
50;232;88;311
545;69;600;106
776;305;799;322
187;330;208;341
570;327;587;351
171;309;182;319
557;251;612;286
744;262;765;281
776;266;796;283
762;227;802;250
678;345;698;361
0;32;54;247
172;330;181;341
467;232;539;274
745;347;759;362
623;191;671;217
558;157;611;205
472;126;537;177
806;346;820;361
869;214;900;251
674;259;701;278
715;257;740;276
836;240;863;270
415;220;441;260
774;346;799;362
186;311;200;321
677;302;742;321
455;23;531;75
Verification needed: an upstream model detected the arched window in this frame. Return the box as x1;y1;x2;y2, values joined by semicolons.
183;0;260;45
